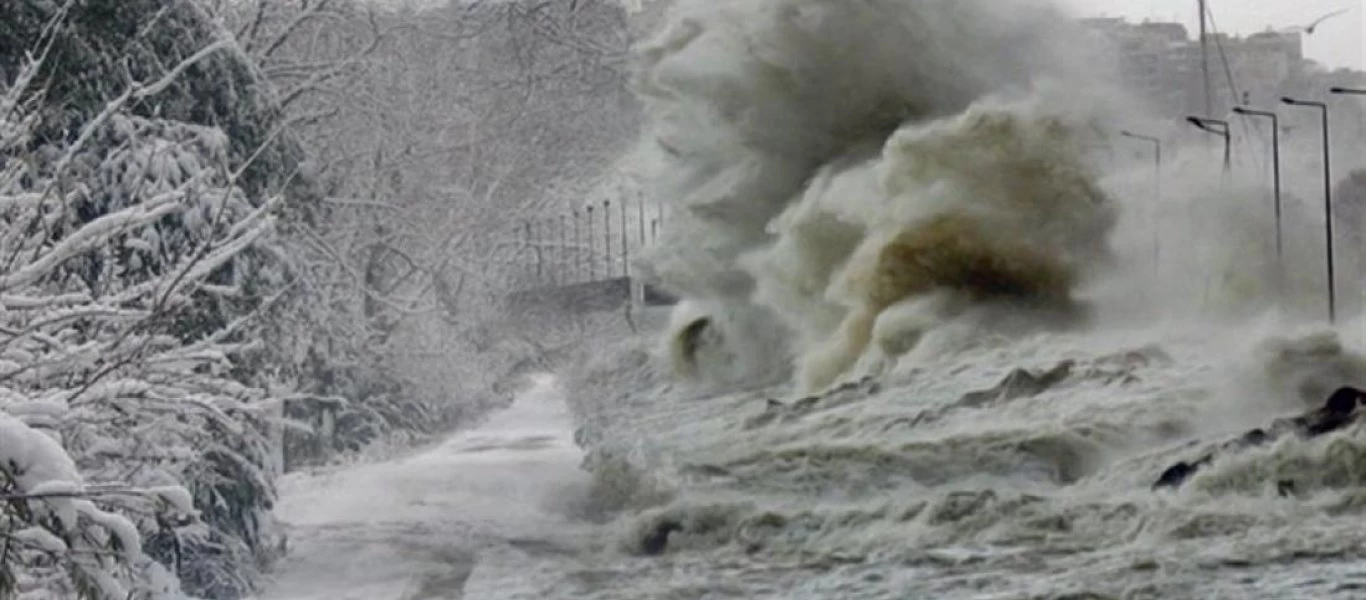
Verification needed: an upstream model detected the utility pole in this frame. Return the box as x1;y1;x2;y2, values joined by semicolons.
1199;0;1212;116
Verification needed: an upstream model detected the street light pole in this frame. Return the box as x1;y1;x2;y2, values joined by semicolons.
1333;87;1366;151
1282;96;1335;323
1184;116;1233;312
1185;116;1231;175
1119;130;1162;197
1231;107;1283;270
1331;86;1366;162
1120;130;1162;271
1328;86;1365;321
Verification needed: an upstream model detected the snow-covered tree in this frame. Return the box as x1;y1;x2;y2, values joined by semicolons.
0;4;311;597
211;0;644;465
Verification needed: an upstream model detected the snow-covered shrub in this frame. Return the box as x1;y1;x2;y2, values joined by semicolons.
0;1;363;595
0;414;191;599
0;44;288;599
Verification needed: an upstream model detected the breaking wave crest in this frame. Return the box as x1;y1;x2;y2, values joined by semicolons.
634;0;1122;392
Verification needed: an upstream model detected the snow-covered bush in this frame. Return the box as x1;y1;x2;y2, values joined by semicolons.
0;414;191;599
0;42;288;599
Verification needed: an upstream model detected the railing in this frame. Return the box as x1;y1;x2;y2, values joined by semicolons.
514;194;665;286
503;194;676;311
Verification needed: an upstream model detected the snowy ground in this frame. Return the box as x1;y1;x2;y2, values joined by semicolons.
253;374;593;600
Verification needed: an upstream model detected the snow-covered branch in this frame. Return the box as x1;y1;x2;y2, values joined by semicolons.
0;190;187;292
0;41;293;599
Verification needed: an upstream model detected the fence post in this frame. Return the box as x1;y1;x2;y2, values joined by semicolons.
269;398;285;476
573;210;581;284
637;193;646;249
603;200;613;277
521;221;531;283
547;218;555;285
651;218;658;244
526;220;542;283
321;402;336;452
544;218;554;285
620;197;629;277
587;206;596;281
559;214;568;285
541;219;549;285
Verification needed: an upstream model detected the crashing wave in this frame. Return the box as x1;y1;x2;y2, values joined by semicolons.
634;0;1122;392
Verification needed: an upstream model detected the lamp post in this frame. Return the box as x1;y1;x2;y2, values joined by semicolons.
1282;96;1335;323
1335;85;1366;173
1185;116;1231;175
1120;130;1162;270
1119;130;1162;197
1231;107;1284;270
1334;87;1366;153
1328;87;1364;320
1185;116;1232;313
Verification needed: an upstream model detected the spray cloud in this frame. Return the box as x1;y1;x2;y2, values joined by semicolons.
635;0;1128;392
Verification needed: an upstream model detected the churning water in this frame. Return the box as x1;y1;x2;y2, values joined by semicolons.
564;319;1366;599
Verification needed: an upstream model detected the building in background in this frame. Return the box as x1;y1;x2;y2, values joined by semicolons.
1081;17;1366;227
1081;18;1197;115
1079;18;1326;117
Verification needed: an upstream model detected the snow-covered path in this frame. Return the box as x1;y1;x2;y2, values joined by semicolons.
254;374;592;600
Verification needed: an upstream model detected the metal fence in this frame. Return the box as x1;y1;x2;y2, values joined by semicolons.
507;193;668;289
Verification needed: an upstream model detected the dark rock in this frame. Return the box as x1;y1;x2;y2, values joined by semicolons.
1239;428;1269;447
1325;387;1361;413
1277;480;1296;497
640;520;683;556
1152;462;1193;490
1153;457;1211;490
1152;386;1366;491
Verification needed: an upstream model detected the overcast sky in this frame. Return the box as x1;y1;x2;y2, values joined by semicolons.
1059;0;1365;70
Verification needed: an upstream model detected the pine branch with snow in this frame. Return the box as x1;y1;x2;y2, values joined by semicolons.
0;43;290;599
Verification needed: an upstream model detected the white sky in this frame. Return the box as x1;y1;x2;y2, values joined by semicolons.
1059;0;1366;70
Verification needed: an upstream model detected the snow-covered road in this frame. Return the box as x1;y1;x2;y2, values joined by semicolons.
254;374;592;600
